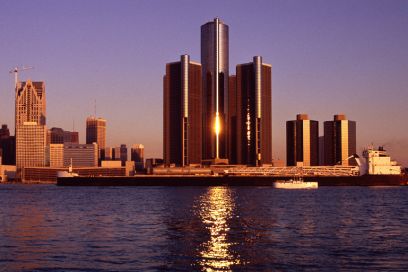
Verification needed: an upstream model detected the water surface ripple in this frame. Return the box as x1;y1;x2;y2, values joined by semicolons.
0;185;407;271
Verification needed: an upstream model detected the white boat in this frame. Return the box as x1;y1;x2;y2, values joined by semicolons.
57;159;79;178
273;177;318;189
57;170;79;178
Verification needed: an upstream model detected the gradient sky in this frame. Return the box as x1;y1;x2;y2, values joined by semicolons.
1;0;407;166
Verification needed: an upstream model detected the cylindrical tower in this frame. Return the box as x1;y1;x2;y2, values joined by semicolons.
201;18;229;160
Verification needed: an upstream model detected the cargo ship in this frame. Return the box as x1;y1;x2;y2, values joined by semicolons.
57;147;408;186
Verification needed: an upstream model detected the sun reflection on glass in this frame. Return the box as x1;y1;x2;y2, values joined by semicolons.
198;187;241;271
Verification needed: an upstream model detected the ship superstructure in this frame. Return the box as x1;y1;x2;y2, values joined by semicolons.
361;146;401;175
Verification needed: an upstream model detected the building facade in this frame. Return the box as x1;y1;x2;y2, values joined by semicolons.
16;122;47;168
15;81;47;169
318;136;325;166
0;124;10;139
119;144;127;166
112;144;127;166
324;114;357;166
286;114;319;166
63;131;79;144
163;55;202;166
131;144;144;170
0;125;15;165
48;127;79;145
101;147;113;160
63;143;98;167
228;75;237;164
49;144;64;167
232;56;272;166
201;18;229;161
86;117;106;149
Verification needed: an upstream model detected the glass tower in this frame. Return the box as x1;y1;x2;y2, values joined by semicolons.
201;18;229;160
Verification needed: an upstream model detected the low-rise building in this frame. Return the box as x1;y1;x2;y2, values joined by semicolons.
64;143;98;167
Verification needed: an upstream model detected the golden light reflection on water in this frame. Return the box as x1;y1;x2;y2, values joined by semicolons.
198;187;241;271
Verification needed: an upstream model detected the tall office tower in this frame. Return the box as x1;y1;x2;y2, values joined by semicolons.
113;147;120;160
119;144;127;166
324;114;357;166
15;81;47;169
163;55;202;166
201;18;229;161
233;56;272;166
0;125;10;165
0;124;10;139
112;145;127;166
131;144;144;170
318;136;325;166
16;81;46;127
286;114;319;166
86;116;106;149
228;75;237;164
0;125;15;165
101;147;113;160
48;127;64;144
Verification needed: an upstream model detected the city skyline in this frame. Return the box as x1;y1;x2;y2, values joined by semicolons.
1;1;407;166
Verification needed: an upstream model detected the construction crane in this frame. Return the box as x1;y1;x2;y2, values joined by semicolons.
9;66;34;88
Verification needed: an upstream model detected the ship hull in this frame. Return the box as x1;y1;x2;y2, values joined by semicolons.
57;174;408;186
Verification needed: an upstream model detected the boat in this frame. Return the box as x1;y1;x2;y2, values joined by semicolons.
57;147;407;187
273;177;318;189
57;170;79;178
57;159;79;178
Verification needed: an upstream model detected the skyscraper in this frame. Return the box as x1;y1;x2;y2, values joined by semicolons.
163;55;202;166
319;136;325;166
16;81;46;127
228;75;237;164
48;127;64;144
0;125;10;139
15;81;47;169
86;116;106;149
201;18;229;161
286;114;319;166
324;114;357;166
0;124;15;165
233;56;272;166
131;144;144;170
101;147;113;160
112;144;127;166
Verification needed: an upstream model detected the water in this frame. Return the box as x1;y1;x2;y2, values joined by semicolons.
0;185;407;271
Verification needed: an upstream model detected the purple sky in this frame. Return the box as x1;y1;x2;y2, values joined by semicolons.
0;0;407;166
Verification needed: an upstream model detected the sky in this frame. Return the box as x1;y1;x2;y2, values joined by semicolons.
0;0;407;166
